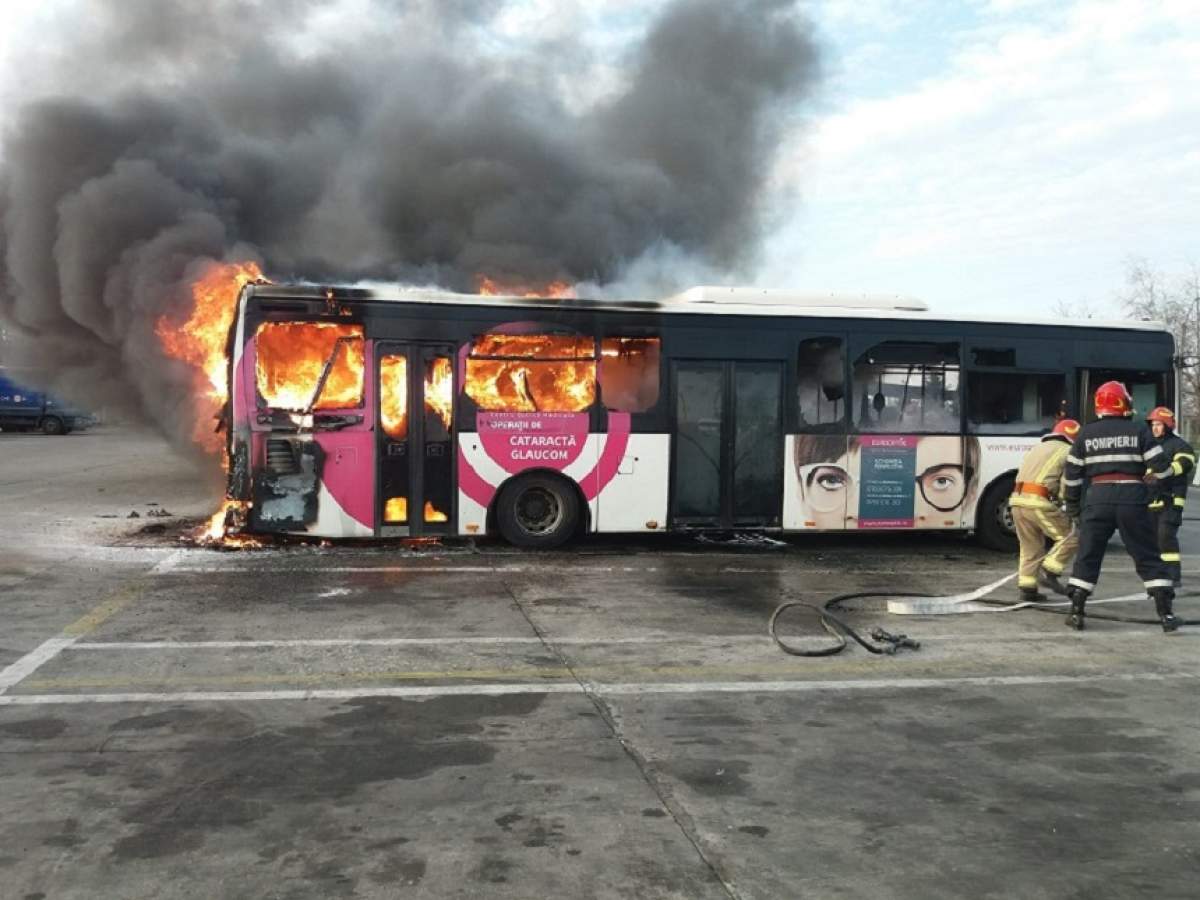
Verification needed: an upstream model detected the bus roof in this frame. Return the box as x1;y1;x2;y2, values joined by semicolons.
245;283;1170;334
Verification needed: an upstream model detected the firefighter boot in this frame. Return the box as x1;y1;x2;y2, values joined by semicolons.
1019;587;1048;603
1151;587;1181;634
1066;588;1088;631
1038;568;1068;596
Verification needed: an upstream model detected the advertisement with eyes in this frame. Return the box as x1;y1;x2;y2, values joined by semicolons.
791;433;981;530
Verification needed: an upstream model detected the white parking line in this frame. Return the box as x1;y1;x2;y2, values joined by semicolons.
0;550;184;697
64;628;1200;652
1;669;1196;706
0;638;78;695
71;636;694;649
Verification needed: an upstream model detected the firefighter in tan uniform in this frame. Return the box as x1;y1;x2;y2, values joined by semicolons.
1009;418;1081;600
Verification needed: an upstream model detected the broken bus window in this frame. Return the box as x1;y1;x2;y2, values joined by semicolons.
465;333;596;412
255;322;365;411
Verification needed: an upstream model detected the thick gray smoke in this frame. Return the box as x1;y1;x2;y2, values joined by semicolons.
0;0;819;459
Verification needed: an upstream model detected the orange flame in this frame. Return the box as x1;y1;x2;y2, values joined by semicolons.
255;322;365;411
385;496;408;523
476;275;576;299
155;260;264;454
380;354;408;439
194;499;262;547
384;498;447;525
465;333;595;412
425;357;453;430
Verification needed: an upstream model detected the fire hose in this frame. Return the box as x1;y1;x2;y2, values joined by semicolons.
769;574;1195;657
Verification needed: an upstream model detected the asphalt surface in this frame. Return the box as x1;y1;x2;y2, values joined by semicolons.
2;428;1199;899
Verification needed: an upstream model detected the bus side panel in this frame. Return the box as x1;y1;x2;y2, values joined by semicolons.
971;435;1037;522
593;434;670;532
457;430;609;535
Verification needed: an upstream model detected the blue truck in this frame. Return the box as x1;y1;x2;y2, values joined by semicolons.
0;367;93;434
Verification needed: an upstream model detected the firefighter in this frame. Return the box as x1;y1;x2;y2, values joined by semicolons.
1063;381;1179;632
1010;418;1081;600
1145;406;1195;587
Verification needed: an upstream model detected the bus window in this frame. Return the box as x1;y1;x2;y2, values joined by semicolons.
852;341;960;433
465;333;596;412
255;322;365;410
797;337;845;432
1080;369;1167;422
967;373;1066;435
600;337;660;412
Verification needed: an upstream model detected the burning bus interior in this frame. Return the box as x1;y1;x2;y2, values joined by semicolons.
217;281;663;545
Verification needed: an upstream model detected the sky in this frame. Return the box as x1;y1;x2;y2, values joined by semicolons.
0;0;1196;320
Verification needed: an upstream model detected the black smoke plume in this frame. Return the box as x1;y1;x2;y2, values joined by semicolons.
0;0;819;459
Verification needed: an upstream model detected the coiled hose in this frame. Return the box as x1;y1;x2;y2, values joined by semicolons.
769;589;1193;657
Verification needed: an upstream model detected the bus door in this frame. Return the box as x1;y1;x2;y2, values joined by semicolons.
670;360;784;528
376;343;455;536
1078;367;1169;422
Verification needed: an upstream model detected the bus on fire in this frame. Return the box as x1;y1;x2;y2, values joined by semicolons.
219;283;1177;549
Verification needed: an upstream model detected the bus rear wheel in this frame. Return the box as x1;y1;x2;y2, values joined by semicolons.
976;476;1017;552
40;416;65;436
496;473;581;549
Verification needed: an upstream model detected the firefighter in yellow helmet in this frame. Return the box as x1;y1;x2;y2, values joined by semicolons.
1010;418;1081;600
1145;406;1195;587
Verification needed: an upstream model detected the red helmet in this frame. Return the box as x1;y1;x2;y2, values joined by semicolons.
1094;381;1133;417
1052;418;1081;442
1147;406;1176;430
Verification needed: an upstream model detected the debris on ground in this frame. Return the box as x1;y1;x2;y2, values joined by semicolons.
694;531;788;549
146;508;173;518
127;510;140;518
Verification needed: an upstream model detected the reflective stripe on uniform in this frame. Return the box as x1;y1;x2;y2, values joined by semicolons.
1149;500;1165;510
1076;453;1148;465
1175;497;1187;508
1034;509;1064;541
1062;477;1083;487
1144;579;1174;589
1066;454;1084;466
1172;461;1187;475
1162;552;1182;562
1145;445;1164;459
1068;577;1095;591
1033;446;1067;496
1175;452;1197;465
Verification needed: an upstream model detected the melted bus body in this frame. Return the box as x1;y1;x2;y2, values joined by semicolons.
223;284;1176;549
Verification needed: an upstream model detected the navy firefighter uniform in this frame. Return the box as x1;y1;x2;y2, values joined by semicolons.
1145;406;1195;587
1062;381;1180;632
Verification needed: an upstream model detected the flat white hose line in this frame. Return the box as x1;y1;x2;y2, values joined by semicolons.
886;573;1147;615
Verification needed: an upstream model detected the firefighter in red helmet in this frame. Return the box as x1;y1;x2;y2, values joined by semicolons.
1009;418;1081;600
1062;381;1179;631
1145;406;1195;588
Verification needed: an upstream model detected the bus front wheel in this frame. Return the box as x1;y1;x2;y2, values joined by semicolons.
40;416;65;436
496;473;581;549
976;476;1018;552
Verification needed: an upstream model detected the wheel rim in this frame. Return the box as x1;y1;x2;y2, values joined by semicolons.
997;498;1015;536
514;486;564;536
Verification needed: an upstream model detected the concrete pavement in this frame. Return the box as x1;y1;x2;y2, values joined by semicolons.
2;429;1199;899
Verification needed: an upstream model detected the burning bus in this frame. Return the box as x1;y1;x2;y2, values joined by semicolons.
215;282;1178;549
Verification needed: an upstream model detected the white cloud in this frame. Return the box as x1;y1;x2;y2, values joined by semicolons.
766;0;1200;316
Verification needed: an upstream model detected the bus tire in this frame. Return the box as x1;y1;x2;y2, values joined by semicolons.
40;416;65;436
976;476;1017;552
496;473;581;550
